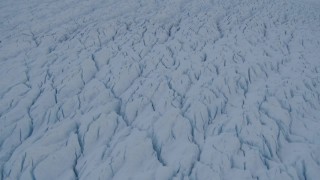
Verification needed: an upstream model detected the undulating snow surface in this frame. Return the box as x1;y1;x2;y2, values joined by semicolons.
1;0;320;179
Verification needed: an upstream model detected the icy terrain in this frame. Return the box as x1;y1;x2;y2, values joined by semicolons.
1;0;320;179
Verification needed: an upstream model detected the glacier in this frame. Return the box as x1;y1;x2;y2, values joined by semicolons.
1;0;320;179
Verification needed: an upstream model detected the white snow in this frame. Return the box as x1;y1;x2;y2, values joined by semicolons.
1;0;320;179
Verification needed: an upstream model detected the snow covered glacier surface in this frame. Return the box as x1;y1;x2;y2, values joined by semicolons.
1;0;320;179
